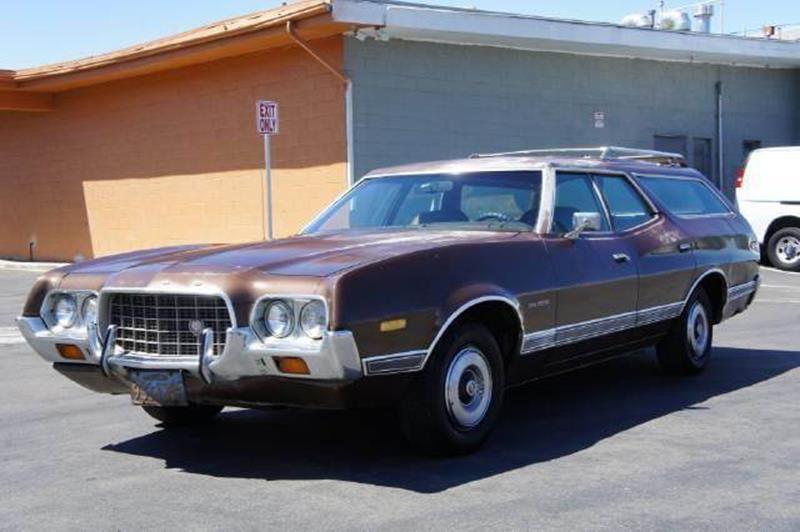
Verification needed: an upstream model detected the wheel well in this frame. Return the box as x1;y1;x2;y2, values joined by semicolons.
696;272;727;324
446;301;522;364
765;216;800;244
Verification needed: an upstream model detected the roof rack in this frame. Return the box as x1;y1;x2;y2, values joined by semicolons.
469;146;687;166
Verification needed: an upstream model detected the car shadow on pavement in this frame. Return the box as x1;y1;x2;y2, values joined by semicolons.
103;347;798;493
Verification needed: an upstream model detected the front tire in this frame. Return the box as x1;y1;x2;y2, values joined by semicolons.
656;288;713;375
398;323;504;455
142;404;223;426
767;227;800;272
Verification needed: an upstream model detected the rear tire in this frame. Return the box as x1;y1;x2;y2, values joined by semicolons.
767;227;800;272
142;404;223;426
398;322;504;456
656;288;713;376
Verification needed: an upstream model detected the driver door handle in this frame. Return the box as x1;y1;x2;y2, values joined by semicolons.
679;242;694;253
612;253;631;264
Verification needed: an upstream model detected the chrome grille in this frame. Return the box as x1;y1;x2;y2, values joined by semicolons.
108;293;232;357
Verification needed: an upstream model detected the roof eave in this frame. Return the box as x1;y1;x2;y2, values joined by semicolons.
6;1;348;94
333;0;800;68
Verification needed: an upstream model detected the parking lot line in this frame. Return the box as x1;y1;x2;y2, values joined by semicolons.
0;326;24;345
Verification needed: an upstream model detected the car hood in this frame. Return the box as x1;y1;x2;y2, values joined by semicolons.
57;229;519;287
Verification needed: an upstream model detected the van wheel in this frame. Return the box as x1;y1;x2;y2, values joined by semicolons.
398;323;504;456
656;288;713;375
767;227;800;272
142;404;223;426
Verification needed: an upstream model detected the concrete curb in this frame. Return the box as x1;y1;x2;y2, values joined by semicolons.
0;260;69;273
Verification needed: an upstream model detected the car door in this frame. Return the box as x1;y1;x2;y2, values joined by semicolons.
591;172;694;333
541;171;639;367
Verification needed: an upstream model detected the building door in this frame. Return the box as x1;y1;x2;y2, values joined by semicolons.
654;135;688;158
693;137;713;184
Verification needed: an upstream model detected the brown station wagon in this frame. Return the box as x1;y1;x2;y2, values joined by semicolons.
18;147;761;454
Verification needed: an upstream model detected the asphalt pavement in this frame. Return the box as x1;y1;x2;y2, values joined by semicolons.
0;268;798;530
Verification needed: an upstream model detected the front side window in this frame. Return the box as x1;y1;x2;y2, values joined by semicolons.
305;171;542;234
552;173;610;233
594;174;655;231
638;176;730;216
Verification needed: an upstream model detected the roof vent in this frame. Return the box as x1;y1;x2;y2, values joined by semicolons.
620;12;655;28
658;10;691;31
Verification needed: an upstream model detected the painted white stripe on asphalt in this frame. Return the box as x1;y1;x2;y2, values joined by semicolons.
753;299;800;304
760;284;800;290
762;267;800;276
0;327;24;345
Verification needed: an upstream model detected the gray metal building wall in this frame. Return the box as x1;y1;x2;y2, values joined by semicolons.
346;38;799;195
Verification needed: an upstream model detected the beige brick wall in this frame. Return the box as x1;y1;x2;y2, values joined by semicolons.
0;37;347;261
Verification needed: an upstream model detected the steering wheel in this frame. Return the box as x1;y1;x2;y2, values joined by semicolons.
477;212;513;222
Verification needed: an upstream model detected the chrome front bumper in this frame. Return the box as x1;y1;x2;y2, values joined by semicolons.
16;316;363;385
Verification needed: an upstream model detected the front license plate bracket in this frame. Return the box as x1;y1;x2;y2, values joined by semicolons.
129;370;188;407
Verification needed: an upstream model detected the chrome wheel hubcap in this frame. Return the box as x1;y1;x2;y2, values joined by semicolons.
686;301;709;359
444;347;492;429
776;236;800;264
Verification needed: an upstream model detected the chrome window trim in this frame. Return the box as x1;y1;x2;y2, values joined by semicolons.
306;167;550;235
548;169;614;235
632;172;735;218
535;164;556;234
587;170;661;234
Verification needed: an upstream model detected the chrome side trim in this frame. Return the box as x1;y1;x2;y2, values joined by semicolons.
520;301;684;355
362;350;427;376
681;268;729;313
521;328;556;353
557;311;637;345
727;280;758;302
637;302;684;326
421;295;523;373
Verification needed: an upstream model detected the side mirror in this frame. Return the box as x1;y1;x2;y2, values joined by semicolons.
565;212;602;240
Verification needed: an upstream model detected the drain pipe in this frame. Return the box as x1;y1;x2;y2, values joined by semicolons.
287;21;355;185
715;80;724;193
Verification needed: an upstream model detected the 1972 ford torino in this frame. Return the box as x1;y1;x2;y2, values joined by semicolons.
18;147;760;454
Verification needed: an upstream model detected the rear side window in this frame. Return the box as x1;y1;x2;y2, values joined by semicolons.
594;174;655;231
638;176;730;216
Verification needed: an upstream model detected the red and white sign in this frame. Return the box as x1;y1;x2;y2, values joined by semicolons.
256;100;279;135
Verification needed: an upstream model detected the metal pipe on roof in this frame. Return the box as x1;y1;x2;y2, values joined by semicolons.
286;21;348;84
716;80;725;192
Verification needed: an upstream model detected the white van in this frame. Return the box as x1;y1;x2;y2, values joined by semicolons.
736;147;800;271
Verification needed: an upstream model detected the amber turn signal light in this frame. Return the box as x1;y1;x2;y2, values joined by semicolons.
273;357;310;375
56;344;85;360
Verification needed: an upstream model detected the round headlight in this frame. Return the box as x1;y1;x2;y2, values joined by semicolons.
300;300;327;340
82;295;98;327
54;294;78;328
264;300;294;338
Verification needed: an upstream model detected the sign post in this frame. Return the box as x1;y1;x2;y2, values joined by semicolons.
256;101;279;240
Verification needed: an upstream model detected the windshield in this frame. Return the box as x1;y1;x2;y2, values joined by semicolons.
304;171;542;234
